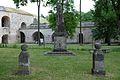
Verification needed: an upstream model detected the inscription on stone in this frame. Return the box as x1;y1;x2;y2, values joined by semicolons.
91;42;105;76
54;36;66;50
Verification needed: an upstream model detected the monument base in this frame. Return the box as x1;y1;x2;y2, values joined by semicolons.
45;50;75;56
91;69;105;76
15;66;31;75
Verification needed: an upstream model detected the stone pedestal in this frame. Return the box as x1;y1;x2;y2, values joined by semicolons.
45;32;74;56
91;43;105;76
16;44;30;75
45;1;74;56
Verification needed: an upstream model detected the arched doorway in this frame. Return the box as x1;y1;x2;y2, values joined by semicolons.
1;16;10;27
32;32;44;43
2;35;8;44
20;32;25;43
21;22;26;29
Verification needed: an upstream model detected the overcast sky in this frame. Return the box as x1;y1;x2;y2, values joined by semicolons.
0;0;94;16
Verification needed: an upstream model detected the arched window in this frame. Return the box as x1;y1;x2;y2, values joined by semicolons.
21;22;26;29
1;16;10;27
32;32;44;43
2;35;8;44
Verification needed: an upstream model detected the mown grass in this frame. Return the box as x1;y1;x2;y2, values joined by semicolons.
0;44;120;80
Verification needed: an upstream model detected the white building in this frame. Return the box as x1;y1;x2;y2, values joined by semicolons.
0;6;96;44
19;22;95;44
0;6;34;43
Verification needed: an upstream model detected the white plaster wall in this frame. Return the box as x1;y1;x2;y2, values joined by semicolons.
20;29;54;43
0;11;95;44
19;27;93;44
82;27;93;43
0;11;34;43
67;27;80;43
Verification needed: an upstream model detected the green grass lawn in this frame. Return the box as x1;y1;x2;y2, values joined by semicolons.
0;44;120;80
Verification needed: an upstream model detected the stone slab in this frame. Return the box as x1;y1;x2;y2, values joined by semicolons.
54;36;67;50
45;51;75;56
15;66;31;75
91;68;105;76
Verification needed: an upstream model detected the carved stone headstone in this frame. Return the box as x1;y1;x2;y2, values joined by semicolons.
91;43;105;76
45;0;74;55
15;44;30;75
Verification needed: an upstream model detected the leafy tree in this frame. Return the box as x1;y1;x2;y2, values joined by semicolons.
92;0;120;26
44;0;79;38
81;11;94;21
47;11;79;38
12;0;79;38
92;0;120;45
13;0;28;8
44;0;74;12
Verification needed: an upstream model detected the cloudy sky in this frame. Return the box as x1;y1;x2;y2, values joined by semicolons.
0;0;94;16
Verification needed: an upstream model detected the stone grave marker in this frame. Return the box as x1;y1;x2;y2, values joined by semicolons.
91;42;105;76
15;44;30;75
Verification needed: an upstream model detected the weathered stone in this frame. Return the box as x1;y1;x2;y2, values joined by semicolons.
45;1;74;56
91;42;105;76
15;44;30;75
54;36;67;51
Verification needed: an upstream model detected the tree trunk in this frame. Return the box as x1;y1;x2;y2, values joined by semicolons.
105;35;111;46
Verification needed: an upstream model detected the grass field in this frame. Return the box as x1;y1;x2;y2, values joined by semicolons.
0;44;120;80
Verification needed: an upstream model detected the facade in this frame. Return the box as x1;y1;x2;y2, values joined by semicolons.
0;6;95;44
20;24;54;43
0;6;34;43
20;22;94;44
64;22;94;43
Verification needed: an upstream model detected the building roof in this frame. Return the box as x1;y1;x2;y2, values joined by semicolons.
78;22;95;28
29;22;95;29
0;6;33;16
29;23;49;29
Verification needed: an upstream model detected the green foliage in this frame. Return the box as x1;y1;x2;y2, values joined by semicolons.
45;0;79;38
64;12;79;37
81;11;94;21
92;0;120;45
13;0;44;8
13;0;28;8
12;44;18;48
44;0;74;12
47;11;56;30
48;11;79;38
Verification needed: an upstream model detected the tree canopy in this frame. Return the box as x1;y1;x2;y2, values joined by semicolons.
46;0;79;38
92;0;120;45
81;11;94;21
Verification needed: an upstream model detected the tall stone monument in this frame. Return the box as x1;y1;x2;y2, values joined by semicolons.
15;44;30;75
91;42;105;76
45;0;74;55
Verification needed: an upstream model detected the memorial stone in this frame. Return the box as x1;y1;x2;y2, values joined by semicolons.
45;0;74;55
91;43;105;76
15;44;30;75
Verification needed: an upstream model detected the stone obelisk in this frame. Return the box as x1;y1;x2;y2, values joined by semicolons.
45;0;74;55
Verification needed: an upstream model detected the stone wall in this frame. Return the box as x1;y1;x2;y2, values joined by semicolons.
0;10;34;43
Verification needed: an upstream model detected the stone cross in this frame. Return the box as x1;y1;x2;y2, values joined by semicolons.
91;42;105;76
16;44;30;75
45;0;74;55
56;1;64;32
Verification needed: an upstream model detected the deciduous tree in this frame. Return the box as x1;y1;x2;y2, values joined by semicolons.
92;0;120;45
